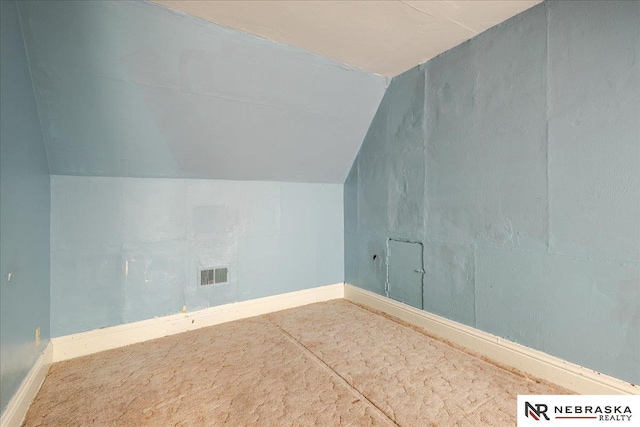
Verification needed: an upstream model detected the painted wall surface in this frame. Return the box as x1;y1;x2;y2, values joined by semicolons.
51;176;343;337
0;1;51;413
345;65;426;297
17;0;388;184
345;1;640;384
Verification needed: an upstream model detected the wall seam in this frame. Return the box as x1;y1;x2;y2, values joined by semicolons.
15;3;51;173
422;65;429;242
422;64;431;320
545;0;551;256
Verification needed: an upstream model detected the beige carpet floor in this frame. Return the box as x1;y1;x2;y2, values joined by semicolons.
23;300;568;426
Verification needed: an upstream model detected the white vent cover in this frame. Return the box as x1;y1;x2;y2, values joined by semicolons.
200;267;228;286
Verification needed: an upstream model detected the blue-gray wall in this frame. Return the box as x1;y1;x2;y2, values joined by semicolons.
17;0;387;184
0;0;51;413
51;176;343;337
345;0;640;384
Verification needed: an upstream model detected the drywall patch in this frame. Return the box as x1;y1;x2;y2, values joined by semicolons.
192;205;238;235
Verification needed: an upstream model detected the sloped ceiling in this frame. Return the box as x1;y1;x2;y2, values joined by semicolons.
153;0;542;77
18;1;388;183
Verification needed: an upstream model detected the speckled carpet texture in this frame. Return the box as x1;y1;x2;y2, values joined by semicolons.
23;300;567;426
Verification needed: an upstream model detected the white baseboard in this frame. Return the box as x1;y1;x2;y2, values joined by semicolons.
344;284;639;395
13;281;635;427
1;342;53;427
52;283;344;362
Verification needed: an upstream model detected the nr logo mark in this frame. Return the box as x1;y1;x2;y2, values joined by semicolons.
525;402;550;421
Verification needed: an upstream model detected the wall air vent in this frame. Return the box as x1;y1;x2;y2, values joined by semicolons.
200;267;228;286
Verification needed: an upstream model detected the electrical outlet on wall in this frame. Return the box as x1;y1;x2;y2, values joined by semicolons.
35;327;40;347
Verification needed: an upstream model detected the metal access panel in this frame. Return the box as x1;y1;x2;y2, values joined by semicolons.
386;239;424;309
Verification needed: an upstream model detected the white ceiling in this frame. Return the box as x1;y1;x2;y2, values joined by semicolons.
152;0;542;77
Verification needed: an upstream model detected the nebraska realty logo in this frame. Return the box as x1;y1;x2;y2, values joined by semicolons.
517;395;640;426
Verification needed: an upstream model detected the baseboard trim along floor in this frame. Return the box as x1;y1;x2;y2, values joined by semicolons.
51;283;344;363
1;342;53;427
343;283;638;395
5;282;637;426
